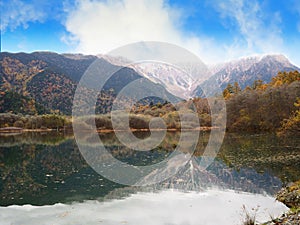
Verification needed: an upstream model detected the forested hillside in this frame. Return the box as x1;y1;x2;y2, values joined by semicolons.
224;70;300;135
1;52;299;136
0;52;177;115
0;52;96;114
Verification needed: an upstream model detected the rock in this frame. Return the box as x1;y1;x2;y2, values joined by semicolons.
262;180;300;225
263;212;300;225
276;181;300;209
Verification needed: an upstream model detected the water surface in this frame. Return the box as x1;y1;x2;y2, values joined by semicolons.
0;131;299;224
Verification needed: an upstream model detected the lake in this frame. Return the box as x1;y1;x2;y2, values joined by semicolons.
0;131;299;224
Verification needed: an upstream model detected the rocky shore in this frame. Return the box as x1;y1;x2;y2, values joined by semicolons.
262;181;300;225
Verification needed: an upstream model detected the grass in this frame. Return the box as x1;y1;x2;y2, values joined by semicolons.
242;205;258;225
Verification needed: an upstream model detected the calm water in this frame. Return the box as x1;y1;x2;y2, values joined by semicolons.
0;131;299;206
0;131;299;224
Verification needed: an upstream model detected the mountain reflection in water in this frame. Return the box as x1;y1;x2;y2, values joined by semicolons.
0;131;299;206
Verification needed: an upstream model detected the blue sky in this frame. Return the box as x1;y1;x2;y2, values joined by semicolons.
1;0;300;65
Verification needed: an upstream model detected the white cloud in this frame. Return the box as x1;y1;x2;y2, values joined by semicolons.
0;0;46;31
62;0;289;65
64;0;178;52
2;0;298;65
63;0;227;64
209;0;284;59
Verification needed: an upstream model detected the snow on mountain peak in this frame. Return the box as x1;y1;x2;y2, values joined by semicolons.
97;54;297;99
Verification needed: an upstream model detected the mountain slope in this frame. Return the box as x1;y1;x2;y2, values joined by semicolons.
2;52;298;115
193;54;299;97
99;55;210;99
0;52;179;115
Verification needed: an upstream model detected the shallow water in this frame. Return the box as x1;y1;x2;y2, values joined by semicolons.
0;190;288;225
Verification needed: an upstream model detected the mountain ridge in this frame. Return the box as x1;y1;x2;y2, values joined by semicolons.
1;51;299;115
0;52;178;115
99;53;299;98
193;54;299;97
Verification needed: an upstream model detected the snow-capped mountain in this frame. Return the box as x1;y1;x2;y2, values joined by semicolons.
98;54;209;99
128;62;197;99
193;54;299;97
98;54;299;99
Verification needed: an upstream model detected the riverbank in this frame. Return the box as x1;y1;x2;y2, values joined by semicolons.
262;180;300;225
0;127;56;133
0;126;217;134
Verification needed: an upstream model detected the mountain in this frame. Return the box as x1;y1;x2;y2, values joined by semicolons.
101;54;299;99
1;52;298;115
193;54;299;97
0;52;96;114
99;55;210;99
0;52;179;115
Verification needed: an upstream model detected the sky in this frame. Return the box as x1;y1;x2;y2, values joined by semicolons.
1;0;300;66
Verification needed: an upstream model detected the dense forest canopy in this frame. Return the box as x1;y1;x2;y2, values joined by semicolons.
224;70;300;135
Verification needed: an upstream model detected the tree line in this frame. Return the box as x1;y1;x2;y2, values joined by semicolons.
1;70;299;136
224;70;300;135
0;113;68;130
